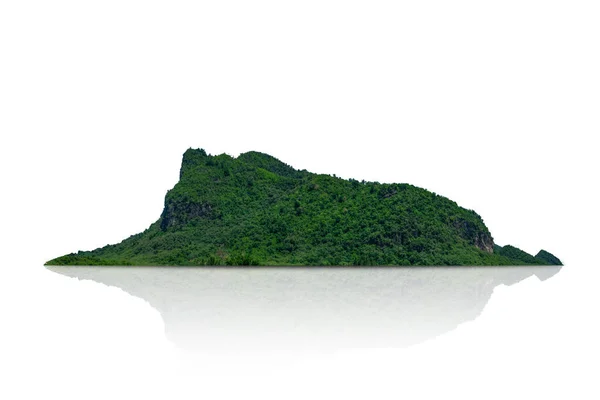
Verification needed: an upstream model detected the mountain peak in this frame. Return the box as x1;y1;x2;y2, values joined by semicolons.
45;148;561;266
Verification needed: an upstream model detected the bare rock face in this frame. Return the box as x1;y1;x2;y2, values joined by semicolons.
160;200;213;231
453;218;494;253
474;232;494;253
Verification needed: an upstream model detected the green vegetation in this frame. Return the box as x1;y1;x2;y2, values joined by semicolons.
46;149;562;266
534;250;563;266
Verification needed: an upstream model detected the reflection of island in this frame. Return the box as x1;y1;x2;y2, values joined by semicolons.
47;266;561;353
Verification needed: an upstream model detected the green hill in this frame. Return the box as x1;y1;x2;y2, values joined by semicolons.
46;148;562;266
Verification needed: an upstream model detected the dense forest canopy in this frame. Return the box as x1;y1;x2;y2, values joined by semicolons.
46;149;562;266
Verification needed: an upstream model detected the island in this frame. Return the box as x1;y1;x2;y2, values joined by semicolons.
46;148;562;266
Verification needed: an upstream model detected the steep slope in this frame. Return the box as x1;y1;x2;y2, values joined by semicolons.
46;148;561;266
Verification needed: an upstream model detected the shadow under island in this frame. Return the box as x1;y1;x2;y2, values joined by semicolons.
46;265;561;354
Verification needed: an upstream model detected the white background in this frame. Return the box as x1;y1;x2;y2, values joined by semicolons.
1;1;599;399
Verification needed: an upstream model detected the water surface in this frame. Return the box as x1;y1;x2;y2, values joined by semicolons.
46;265;561;354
